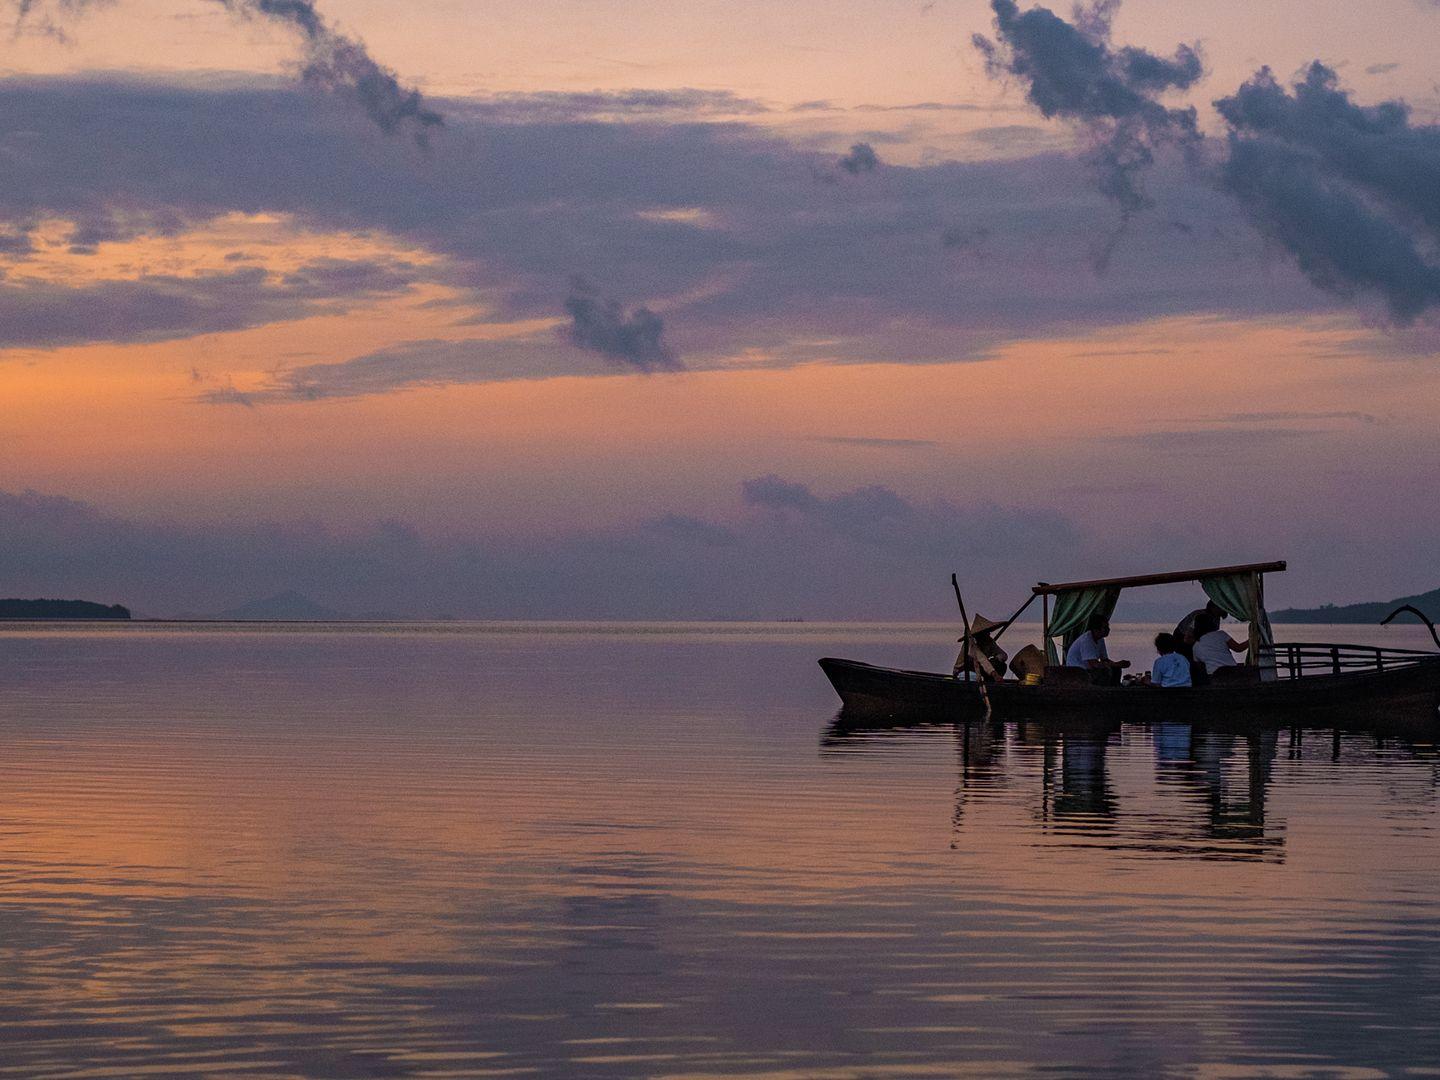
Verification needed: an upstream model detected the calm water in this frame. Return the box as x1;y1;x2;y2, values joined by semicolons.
1;621;1438;1079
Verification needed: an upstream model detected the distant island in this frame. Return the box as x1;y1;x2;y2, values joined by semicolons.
1272;586;1439;624
0;598;131;620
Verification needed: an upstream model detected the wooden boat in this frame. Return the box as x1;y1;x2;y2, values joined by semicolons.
820;561;1440;734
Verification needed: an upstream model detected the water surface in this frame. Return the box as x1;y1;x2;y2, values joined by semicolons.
0;621;1436;1078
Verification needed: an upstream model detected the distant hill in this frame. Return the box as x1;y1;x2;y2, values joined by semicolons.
1272;586;1440;624
213;591;343;621
0;598;131;620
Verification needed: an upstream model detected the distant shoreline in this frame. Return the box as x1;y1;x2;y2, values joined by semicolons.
0;599;130;620
1271;587;1439;625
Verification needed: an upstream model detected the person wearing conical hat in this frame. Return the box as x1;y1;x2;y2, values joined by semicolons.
954;613;1008;681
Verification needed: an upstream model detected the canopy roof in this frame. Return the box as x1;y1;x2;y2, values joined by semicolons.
1033;561;1286;596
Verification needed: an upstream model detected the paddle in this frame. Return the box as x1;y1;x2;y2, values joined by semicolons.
951;573;992;719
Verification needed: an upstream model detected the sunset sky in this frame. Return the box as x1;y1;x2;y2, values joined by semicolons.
3;0;1439;617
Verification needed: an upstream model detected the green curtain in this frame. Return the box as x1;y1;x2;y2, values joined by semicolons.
1045;586;1120;664
1201;572;1276;679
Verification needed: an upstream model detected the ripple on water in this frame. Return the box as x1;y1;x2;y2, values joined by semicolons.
0;624;1436;1077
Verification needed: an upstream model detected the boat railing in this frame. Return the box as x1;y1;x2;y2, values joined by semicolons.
1270;641;1436;680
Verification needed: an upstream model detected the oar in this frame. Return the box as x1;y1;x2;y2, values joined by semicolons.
951;573;992;719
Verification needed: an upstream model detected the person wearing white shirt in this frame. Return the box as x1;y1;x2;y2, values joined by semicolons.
1191;611;1248;674
1065;614;1130;683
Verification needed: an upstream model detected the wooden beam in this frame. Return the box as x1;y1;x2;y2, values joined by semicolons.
1033;560;1287;595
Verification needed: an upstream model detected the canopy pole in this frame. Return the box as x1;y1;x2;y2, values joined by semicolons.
983;592;1041;645
1042;592;1049;662
1250;571;1262;668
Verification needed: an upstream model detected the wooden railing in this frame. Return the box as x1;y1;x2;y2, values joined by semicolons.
1270;642;1436;681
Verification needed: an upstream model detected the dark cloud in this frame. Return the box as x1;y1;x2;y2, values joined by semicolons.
7;0;104;40
1218;410;1381;426
0;258;416;349
0;77;1335;381
457;88;767;123
563;277;681;372
9;473;1426;619
0;482;1090;619
642;514;738;548
1215;62;1440;323
742;473;1080;560
940;224;992;254
9;0;442;144
850;101;1000;113
837;142;880;174
742;475;822;513
1365;62;1401;76
1107;427;1320;452
966;4;1440;322
0;226;35;255
809;436;939;449
962;123;1068;153
196;336;590;404
972;0;1202;214
218;0;444;146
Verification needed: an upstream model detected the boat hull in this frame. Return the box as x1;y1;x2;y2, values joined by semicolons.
819;656;1440;735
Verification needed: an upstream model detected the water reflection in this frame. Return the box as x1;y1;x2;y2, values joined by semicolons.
4;624;1440;1077
830;718;1438;864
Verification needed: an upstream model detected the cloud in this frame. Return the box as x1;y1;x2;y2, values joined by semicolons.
239;0;442;146
8;0;442;144
741;473;1081;561
563;277;682;372
1218;410;1381;426
196;336;594;404
8;473;1431;619
940;224;992;254
1365;62;1401;76
837;142;880;174
456;88;768;123
0;258;416;349
965;6;1440;322
972;0;1203;215
962;123;1070;154
808;436;939;449
642;513;738;547
1106;427;1320;452
0;482;1091;618
0;226;35;255
1215;62;1440;323
0;77;1335;381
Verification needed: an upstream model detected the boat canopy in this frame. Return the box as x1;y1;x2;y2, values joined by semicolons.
1033;561;1286;595
1035;560;1285;677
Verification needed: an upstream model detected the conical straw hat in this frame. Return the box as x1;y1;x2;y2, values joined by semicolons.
968;613;1002;636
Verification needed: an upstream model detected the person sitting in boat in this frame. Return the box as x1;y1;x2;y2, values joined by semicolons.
953;614;1008;682
1065;614;1130;683
1141;632;1192;687
1174;600;1227;649
1191;611;1249;674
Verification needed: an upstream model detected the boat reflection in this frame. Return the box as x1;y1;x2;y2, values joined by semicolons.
825;717;1438;863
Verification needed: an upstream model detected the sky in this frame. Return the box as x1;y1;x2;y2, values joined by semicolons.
2;0;1439;618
